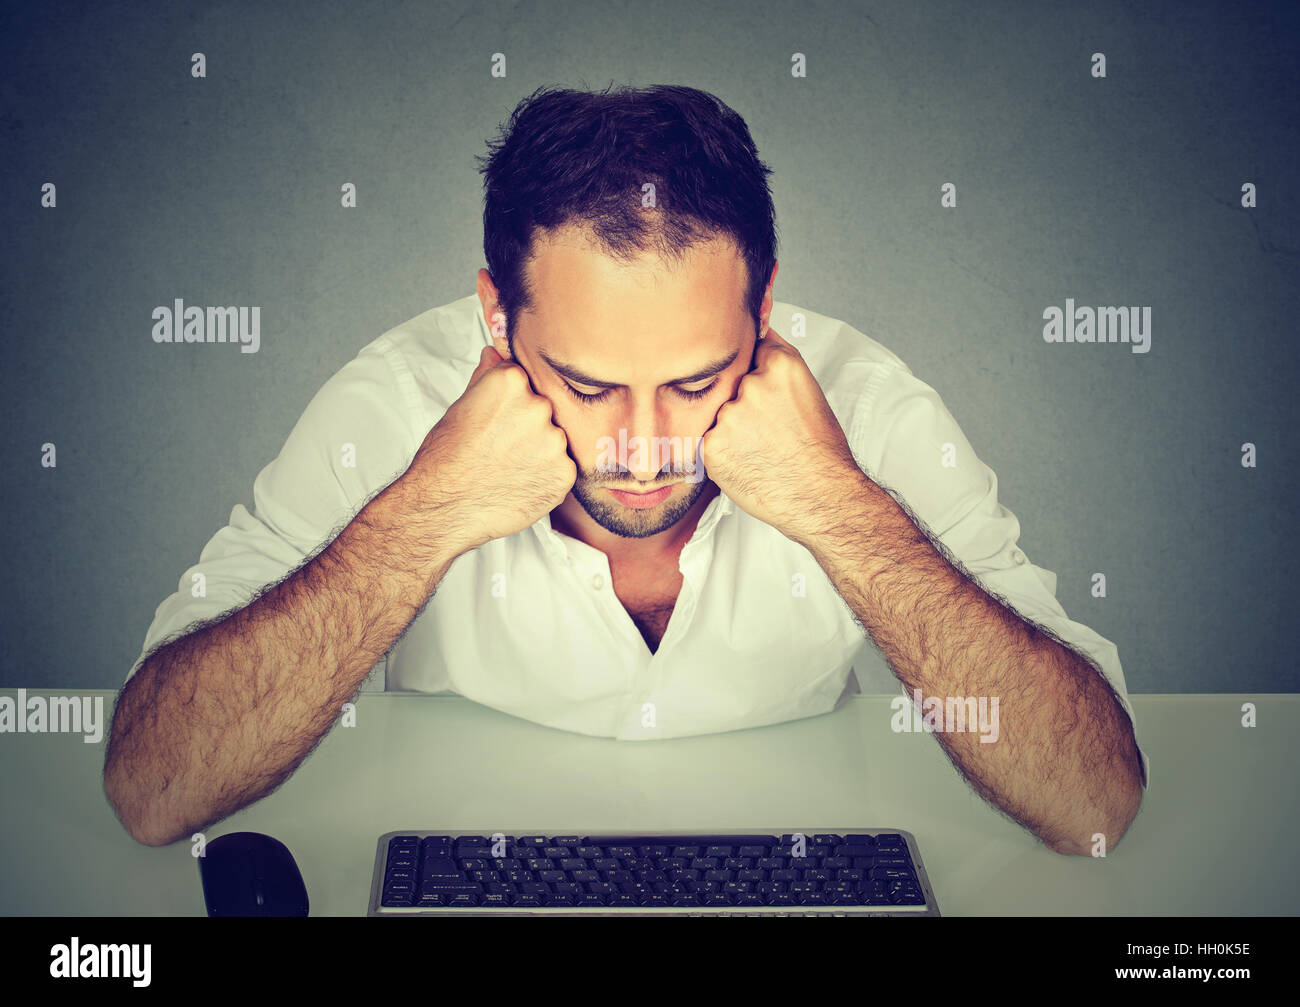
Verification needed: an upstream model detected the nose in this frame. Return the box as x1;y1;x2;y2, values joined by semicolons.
623;393;674;484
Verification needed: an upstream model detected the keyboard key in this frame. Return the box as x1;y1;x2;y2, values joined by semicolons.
582;835;779;848
421;857;462;879
421;882;484;896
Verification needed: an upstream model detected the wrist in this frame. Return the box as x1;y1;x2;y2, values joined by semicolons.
788;463;875;551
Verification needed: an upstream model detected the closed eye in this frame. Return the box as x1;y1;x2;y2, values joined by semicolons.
562;379;718;405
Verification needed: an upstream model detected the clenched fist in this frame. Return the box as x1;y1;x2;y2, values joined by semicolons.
409;345;577;552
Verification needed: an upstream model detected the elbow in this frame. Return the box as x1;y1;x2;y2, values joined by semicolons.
1043;765;1144;858
103;757;185;848
124;815;187;849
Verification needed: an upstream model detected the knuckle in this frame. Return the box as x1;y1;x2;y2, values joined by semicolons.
502;364;529;392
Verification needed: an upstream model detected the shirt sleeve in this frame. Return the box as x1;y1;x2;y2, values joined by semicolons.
847;360;1151;789
123;335;426;686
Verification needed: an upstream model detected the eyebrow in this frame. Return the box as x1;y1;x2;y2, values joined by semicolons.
537;348;741;389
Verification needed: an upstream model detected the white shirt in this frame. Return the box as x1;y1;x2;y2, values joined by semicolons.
126;294;1150;787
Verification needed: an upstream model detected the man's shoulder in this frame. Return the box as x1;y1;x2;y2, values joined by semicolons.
770;299;910;373
770;299;916;435
375;293;487;365
367;293;488;413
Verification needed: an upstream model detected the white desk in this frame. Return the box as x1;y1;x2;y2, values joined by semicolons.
0;691;1294;915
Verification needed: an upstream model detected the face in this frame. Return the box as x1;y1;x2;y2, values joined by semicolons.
497;225;761;539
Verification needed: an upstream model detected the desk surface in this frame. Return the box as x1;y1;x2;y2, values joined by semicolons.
0;691;1294;916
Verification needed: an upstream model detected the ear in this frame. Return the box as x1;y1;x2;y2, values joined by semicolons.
476;268;512;358
758;259;779;338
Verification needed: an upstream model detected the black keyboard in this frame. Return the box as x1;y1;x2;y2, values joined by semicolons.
369;830;940;915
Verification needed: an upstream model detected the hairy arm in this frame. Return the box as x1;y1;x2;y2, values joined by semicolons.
103;449;471;847
800;467;1145;856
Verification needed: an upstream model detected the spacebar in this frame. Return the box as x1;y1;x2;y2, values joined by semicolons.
583;835;780;846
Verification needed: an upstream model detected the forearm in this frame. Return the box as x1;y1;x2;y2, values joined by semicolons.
104;465;469;846
799;468;1144;856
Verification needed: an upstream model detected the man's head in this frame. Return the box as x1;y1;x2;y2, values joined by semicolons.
475;84;778;538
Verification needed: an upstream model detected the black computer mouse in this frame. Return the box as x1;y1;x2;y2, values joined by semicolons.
198;832;309;917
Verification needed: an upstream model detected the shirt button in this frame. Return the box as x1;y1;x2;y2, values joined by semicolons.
591;574;605;590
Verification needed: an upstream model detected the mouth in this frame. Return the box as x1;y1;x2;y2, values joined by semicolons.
606;484;676;509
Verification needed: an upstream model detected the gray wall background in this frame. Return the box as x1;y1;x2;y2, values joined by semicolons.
2;0;1296;692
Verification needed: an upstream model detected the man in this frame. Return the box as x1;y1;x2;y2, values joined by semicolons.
104;85;1148;855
